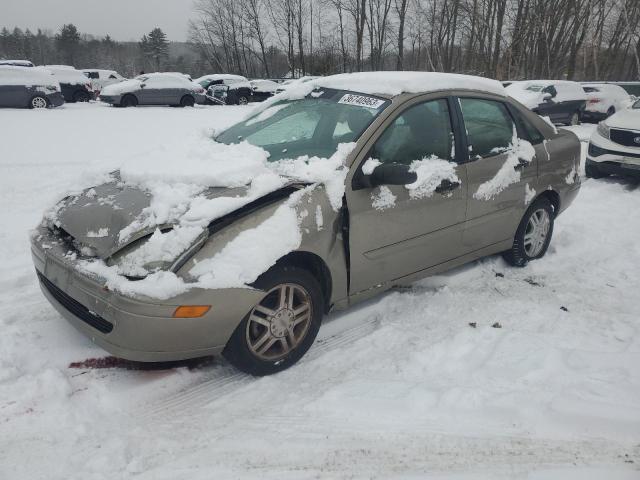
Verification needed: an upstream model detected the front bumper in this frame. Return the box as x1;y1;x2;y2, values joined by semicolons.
587;131;640;176
99;94;121;105
46;92;65;107
582;110;608;122
31;224;265;362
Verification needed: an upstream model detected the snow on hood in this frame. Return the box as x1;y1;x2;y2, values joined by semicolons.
101;79;142;96
45;127;357;299
605;108;640;130
505;83;546;109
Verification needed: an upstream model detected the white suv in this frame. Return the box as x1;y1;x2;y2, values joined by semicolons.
586;99;640;178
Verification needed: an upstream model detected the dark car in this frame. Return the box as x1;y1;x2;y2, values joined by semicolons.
99;73;206;107
249;79;279;102
0;66;64;108
195;74;253;105
44;65;96;102
506;80;587;125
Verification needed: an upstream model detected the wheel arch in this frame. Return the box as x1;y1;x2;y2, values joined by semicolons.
535;189;560;217
275;251;333;313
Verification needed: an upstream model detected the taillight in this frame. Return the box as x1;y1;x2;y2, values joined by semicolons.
589;98;601;104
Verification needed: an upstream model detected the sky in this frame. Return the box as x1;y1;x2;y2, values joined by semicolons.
1;0;194;42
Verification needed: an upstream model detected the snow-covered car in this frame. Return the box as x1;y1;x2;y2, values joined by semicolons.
82;69;126;94
581;83;632;122
506;80;587;125
195;74;253;105
585;98;640;178
32;72;580;375
0;59;34;67
42;65;96;103
99;73;206;107
275;76;320;94
250;79;279;102
0;66;64;108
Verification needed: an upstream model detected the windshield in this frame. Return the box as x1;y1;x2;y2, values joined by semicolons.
216;89;389;162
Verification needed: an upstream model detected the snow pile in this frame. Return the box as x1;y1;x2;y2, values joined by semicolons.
406;157;460;198
361;158;381;175
245;103;289;125
75;135;356;298
525;183;537;205
371;186;397;210
474;134;536;201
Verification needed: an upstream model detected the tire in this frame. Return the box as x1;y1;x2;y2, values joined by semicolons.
120;94;138;108
503;197;554;267
30;96;48;109
180;95;195;107
73;91;90;103
569;111;580;126
223;265;324;376
237;95;249;105
585;162;607;179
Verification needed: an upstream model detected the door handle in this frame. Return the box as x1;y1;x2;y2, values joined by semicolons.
435;179;461;194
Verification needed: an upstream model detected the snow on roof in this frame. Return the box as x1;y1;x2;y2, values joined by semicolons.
310;71;506;97
0;59;34;67
39;66;90;85
195;74;249;83
0;65;58;86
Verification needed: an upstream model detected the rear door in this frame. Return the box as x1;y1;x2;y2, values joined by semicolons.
346;96;468;294
456;96;538;251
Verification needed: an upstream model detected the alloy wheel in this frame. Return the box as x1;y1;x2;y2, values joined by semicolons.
524;208;551;257
31;96;47;109
245;283;312;361
238;96;249;105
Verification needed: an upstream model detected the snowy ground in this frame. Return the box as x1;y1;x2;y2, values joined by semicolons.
1;103;639;479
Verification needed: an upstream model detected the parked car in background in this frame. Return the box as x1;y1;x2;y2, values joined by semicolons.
195;74;253;105
506;80;586;125
0;65;64;108
275;76;320;94
249;79;279;101
0;59;34;67
32;72;580;375
99;72;206;107
164;72;193;81
581;83;631;122
586;98;640;179
42;65;95;102
612;82;640;97
82;69;126;94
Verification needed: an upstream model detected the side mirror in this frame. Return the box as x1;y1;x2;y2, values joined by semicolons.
140;83;146;89
368;163;417;187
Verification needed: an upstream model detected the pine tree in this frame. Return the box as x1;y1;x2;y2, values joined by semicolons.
55;24;80;65
140;28;169;71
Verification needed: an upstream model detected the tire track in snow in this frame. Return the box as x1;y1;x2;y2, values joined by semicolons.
140;311;383;420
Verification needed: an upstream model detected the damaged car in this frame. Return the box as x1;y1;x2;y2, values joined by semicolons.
32;72;581;375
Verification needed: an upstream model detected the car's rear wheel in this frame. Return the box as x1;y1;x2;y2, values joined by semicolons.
180;95;195;107
237;95;249;105
73;91;90;103
585;162;607;179
503;197;554;267
569;112;580;125
120;94;138;107
223;265;323;376
30;96;48;109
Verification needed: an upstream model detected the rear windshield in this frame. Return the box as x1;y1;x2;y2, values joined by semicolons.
216;89;389;162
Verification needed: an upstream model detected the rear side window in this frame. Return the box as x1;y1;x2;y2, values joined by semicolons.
85;71;99;79
371;99;454;165
459;98;514;158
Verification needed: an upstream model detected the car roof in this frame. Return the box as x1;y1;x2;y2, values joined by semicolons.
289;71;505;98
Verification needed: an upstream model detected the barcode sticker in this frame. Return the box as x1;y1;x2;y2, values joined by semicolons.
338;94;385;109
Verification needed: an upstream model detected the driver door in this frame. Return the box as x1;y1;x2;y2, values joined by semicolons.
346;97;468;295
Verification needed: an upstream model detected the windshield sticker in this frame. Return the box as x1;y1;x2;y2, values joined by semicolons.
338;94;385;109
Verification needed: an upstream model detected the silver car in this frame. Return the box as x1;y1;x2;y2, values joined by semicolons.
32;73;581;375
99;72;206;107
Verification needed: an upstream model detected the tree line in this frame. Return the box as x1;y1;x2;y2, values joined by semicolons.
2;0;639;81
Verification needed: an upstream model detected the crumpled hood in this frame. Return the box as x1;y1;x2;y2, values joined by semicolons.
606;108;640;130
51;172;251;260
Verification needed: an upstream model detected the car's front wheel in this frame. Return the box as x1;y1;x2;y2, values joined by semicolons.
223;265;323;376
30;96;48;109
237;95;249;105
73;91;90;102
120;94;138;107
180;95;195;107
503;197;554;267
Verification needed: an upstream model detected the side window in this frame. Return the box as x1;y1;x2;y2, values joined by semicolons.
108;74;117;79
86;71;99;79
371;99;454;165
459;98;514;158
510;107;545;144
